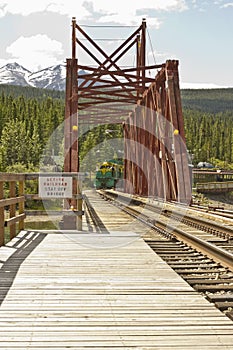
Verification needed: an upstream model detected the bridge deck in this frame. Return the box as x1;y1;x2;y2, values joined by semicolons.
0;230;233;349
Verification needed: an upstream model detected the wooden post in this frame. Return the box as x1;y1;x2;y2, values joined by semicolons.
77;182;82;231
0;182;4;246
18;181;25;231
9;181;16;240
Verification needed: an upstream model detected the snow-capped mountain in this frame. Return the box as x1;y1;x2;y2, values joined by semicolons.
0;62;69;91
28;64;66;90
0;62;96;91
0;62;31;87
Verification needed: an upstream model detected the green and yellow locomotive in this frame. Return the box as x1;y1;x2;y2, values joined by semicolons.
95;159;123;190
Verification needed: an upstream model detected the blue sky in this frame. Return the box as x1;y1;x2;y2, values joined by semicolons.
0;0;232;88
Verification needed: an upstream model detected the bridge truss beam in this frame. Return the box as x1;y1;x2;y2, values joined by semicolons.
124;60;191;203
64;17;192;205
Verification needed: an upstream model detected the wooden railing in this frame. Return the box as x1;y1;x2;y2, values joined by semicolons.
196;181;233;193
0;173;26;246
0;172;84;247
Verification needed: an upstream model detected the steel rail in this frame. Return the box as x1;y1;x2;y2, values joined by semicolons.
164;222;233;271
102;190;233;239
83;194;109;233
99;191;233;271
145;202;233;239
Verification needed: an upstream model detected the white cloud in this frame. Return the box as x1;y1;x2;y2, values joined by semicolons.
214;0;233;7
0;58;10;68
0;0;89;18
221;2;233;8
92;0;187;14
0;0;187;24
91;0;187;25
43;1;90;18
6;34;64;71
97;13;162;27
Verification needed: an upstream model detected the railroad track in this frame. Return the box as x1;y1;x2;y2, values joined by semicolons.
191;204;233;220
146;239;233;320
100;190;233;244
83;193;109;233
90;190;233;320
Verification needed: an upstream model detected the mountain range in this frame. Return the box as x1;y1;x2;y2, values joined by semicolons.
0;62;86;91
1;62;230;92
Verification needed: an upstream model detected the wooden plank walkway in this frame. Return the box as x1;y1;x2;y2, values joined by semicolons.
0;230;233;349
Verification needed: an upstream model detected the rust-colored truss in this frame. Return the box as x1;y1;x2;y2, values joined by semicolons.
64;17;192;204
124;60;192;203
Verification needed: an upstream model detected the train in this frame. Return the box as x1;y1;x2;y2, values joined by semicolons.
95;159;123;190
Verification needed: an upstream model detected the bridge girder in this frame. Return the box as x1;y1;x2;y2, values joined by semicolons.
64;17;192;204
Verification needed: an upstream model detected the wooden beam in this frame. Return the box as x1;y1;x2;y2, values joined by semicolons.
5;213;26;227
9;181;16;239
0;196;25;208
18;181;25;230
0;182;4;246
0;173;25;182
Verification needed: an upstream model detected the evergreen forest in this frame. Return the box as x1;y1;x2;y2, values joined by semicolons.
0;84;233;173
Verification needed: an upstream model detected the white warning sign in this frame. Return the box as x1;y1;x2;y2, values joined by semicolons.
39;176;72;198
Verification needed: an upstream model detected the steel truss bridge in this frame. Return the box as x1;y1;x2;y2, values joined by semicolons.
64;17;191;208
